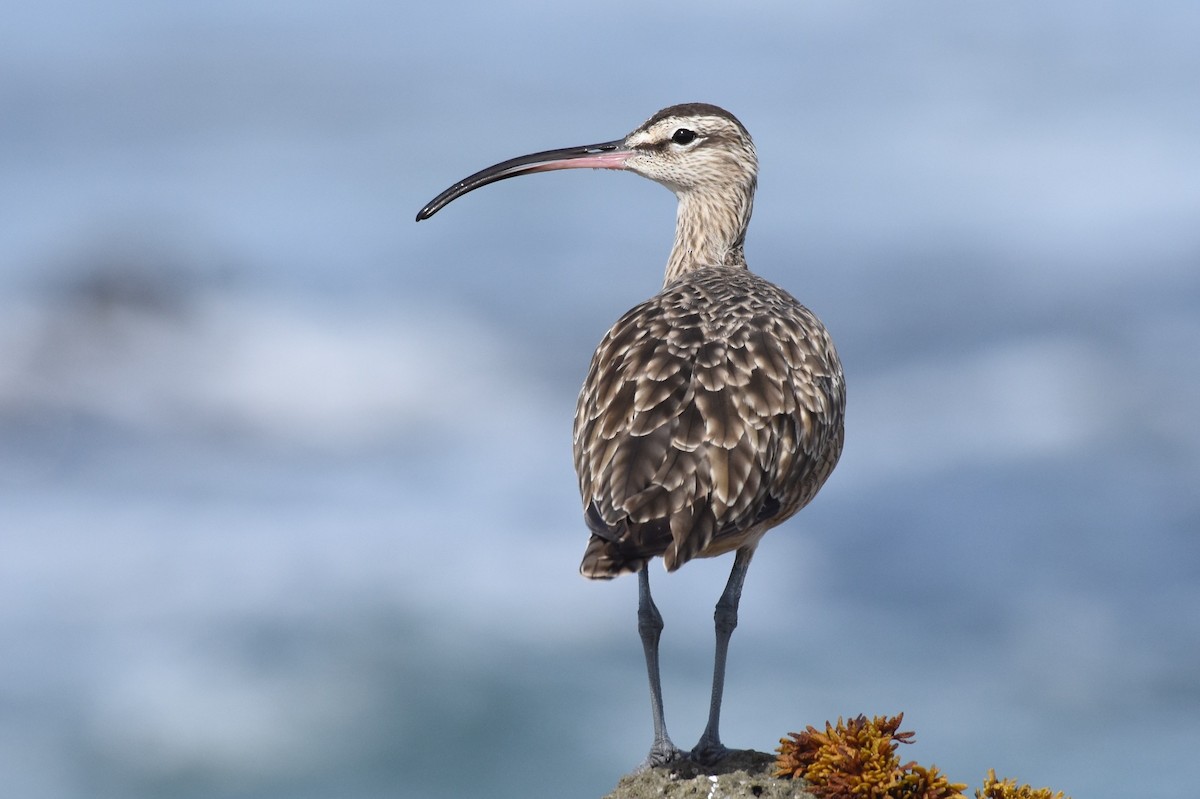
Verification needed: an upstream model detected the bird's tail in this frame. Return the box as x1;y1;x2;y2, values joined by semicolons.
578;502;670;579
579;535;646;580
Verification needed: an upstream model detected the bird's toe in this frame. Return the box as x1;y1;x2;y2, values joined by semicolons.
636;741;686;771
689;738;731;766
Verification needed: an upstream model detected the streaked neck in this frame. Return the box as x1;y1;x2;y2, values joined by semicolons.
662;185;755;285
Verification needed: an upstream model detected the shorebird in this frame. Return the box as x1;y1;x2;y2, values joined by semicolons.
417;103;845;769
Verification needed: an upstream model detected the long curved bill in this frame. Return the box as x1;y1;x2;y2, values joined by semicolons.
416;139;630;221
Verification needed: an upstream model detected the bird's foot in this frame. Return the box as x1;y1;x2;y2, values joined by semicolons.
689;736;730;767
636;739;686;772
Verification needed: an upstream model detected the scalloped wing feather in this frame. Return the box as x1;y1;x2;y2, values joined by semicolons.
574;267;845;578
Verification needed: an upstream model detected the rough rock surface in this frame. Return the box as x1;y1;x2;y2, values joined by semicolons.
602;749;817;799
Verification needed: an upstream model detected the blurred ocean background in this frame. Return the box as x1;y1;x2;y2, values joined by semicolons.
2;2;1197;797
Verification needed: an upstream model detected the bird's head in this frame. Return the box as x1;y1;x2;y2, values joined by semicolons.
621;103;757;199
416;103;757;221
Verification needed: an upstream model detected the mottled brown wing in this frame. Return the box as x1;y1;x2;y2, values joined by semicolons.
574;268;845;579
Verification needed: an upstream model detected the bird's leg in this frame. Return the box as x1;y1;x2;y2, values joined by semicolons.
690;547;754;764
636;564;683;769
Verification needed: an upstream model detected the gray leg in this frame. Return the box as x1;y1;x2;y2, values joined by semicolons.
637;565;682;769
690;547;754;764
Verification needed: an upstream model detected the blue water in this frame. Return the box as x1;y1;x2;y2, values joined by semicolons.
2;2;1198;797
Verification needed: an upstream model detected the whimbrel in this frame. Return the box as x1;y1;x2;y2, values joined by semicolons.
417;103;845;769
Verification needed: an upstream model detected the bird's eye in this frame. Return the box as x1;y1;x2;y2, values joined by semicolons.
671;128;698;145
